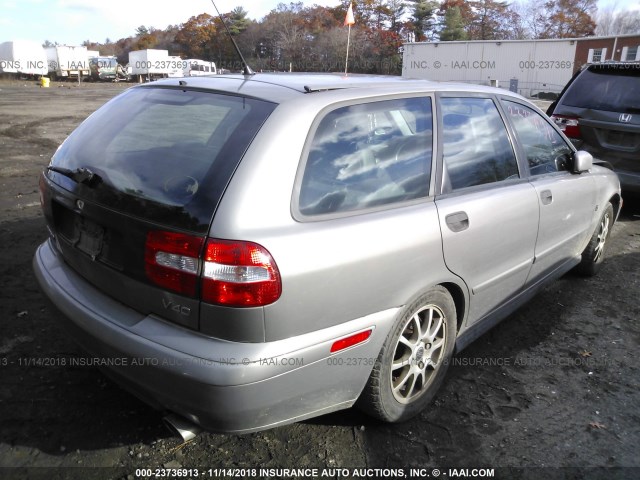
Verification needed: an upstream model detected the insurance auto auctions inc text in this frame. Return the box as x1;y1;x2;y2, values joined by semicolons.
196;467;495;478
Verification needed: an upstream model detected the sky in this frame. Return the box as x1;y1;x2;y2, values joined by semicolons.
0;0;638;46
0;0;340;45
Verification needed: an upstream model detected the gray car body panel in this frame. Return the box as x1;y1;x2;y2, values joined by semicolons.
34;73;622;432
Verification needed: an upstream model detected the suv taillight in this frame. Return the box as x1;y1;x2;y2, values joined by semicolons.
145;231;203;297
551;115;581;139
202;239;282;307
145;233;282;307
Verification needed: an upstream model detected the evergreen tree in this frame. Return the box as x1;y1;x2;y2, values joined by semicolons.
440;6;468;40
409;0;439;41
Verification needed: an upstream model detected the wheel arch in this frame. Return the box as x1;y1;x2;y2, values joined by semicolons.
609;193;622;220
439;281;467;335
357;282;460;422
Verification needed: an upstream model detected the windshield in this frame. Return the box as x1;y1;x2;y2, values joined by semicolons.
50;87;275;231
563;65;640;113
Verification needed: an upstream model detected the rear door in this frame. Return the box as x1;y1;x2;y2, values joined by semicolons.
434;95;539;325
501;99;596;283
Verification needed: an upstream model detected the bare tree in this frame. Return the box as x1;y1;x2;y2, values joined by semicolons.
596;4;640;35
512;0;547;38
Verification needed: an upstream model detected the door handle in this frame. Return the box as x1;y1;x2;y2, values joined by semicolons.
445;211;469;232
540;189;553;205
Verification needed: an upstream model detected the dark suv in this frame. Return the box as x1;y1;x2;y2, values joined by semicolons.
547;62;640;192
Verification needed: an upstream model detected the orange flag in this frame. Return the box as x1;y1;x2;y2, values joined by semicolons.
344;2;355;26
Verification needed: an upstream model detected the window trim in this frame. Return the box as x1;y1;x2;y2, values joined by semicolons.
291;94;437;222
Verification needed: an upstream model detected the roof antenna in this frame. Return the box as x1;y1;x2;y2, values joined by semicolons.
209;1;254;75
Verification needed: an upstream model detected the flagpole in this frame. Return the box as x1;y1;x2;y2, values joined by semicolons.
345;24;351;75
344;2;355;75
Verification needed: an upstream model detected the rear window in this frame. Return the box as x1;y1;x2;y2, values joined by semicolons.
562;65;640;113
49;87;275;232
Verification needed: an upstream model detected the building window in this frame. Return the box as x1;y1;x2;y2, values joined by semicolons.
625;46;638;61
590;48;604;62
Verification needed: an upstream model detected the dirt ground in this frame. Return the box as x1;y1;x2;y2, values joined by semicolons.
0;79;639;480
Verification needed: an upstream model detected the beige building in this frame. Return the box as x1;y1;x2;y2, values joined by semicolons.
402;34;640;98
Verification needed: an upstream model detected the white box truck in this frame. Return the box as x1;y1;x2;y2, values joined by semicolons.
129;49;170;80
183;59;217;76
0;40;48;76
46;45;90;79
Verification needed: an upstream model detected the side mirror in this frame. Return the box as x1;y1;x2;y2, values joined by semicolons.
573;150;592;173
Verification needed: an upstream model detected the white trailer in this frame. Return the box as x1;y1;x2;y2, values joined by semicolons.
183;59;217;76
0;40;48;76
402;39;577;98
167;56;186;78
46;45;90;79
129;49;170;80
87;50;100;59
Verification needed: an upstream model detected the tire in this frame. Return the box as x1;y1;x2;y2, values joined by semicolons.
576;202;614;277
358;286;456;422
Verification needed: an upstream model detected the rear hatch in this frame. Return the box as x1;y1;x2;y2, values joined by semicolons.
553;64;640;173
40;85;276;332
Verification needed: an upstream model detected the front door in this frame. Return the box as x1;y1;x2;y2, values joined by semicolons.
500;99;596;283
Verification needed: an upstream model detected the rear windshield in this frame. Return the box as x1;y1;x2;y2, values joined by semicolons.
49;87;275;232
562;65;640;113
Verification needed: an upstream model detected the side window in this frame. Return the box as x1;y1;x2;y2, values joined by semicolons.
502;100;573;176
441;97;519;191
299;97;433;216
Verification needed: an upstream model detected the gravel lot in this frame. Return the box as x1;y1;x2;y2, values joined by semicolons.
1;79;639;480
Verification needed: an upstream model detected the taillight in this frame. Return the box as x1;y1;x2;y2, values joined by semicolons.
551;115;581;139
145;232;281;307
202;239;281;307
145;231;204;297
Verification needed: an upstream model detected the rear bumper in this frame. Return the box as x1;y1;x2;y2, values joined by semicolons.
33;239;396;433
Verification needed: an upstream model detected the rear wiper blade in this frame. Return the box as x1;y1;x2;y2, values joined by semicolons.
47;166;102;187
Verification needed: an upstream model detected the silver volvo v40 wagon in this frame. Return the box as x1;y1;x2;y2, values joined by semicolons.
34;74;621;433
